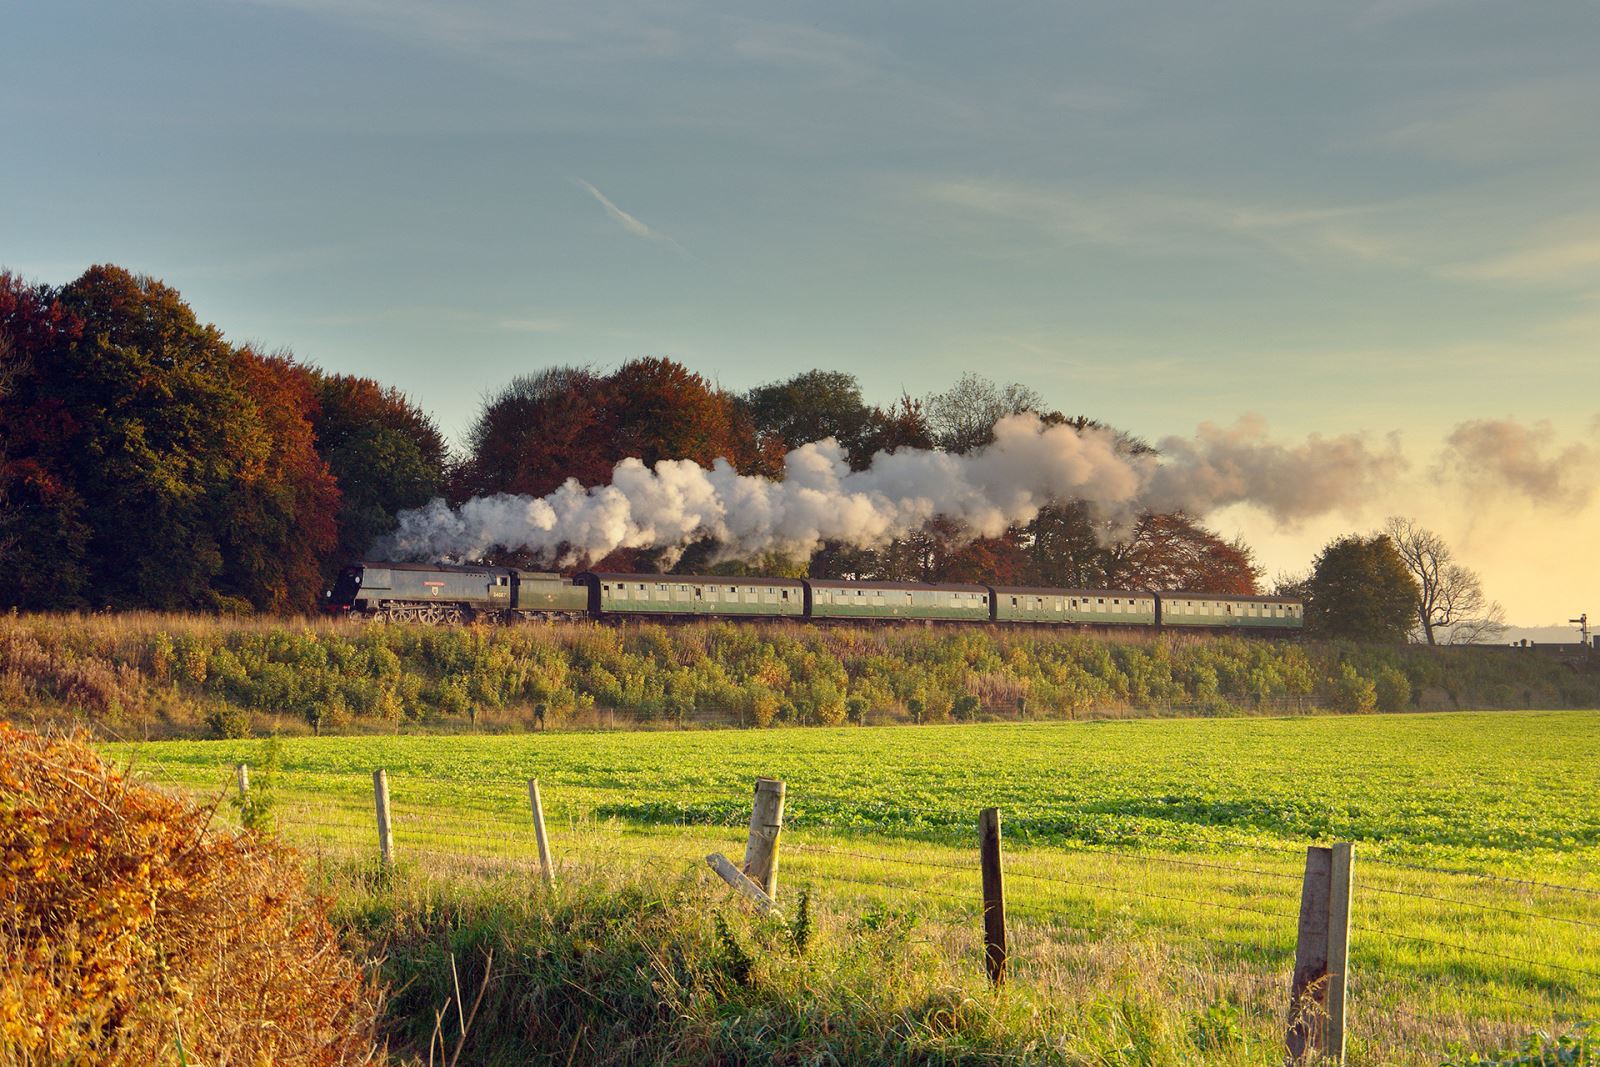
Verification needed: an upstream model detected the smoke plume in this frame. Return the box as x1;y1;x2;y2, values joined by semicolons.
1144;415;1407;523
1437;418;1599;512
381;413;1407;565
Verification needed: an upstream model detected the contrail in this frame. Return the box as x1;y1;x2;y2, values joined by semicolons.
574;178;688;255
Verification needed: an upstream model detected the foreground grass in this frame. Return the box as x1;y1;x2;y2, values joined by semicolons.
335;858;1295;1066
109;711;1600;1064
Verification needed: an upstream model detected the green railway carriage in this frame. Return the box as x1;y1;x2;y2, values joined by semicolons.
583;573;805;618
1156;592;1303;631
992;586;1157;627
805;579;991;622
513;571;590;614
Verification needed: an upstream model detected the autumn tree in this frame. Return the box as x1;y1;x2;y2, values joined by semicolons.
606;356;773;475
0;266;343;612
857;392;935;458
0;274;93;607
1383;516;1507;645
1303;533;1419;642
47;267;277;610
1019;502;1107;588
220;351;341;612
310;371;448;572
461;358;777;510
458;366;612;498
744;370;873;467
1103;512;1260;593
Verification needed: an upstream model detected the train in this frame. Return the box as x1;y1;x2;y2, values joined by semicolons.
324;561;1304;633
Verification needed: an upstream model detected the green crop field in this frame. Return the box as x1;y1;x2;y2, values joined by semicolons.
108;709;1600;1065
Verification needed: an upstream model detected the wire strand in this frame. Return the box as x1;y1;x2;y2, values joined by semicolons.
1360;883;1600;930
1007;868;1290;923
1352;925;1600;980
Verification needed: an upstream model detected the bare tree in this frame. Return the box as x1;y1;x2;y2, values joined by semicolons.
926;374;1044;454
1384;516;1507;645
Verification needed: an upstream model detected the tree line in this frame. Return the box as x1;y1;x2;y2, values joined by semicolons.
1;265;1503;642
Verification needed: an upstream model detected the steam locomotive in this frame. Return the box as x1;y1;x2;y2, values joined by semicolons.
324;561;1304;633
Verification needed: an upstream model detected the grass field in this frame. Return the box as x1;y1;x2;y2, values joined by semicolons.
108;710;1600;1065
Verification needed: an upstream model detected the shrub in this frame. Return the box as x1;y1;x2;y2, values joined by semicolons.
0;723;379;1064
1329;663;1377;714
749;690;780;729
1374;666;1412;713
204;702;252;739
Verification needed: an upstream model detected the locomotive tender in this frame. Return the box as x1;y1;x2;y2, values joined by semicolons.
326;561;1304;633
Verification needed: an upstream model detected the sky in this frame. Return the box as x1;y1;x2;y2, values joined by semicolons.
3;0;1598;628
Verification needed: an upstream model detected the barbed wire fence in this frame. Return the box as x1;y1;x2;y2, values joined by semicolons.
149;760;1600;1067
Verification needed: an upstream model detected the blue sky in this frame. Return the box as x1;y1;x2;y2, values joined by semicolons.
4;0;1598;624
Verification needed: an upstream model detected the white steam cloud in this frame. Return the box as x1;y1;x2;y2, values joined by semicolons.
1437;418;1599;512
381;414;1407;565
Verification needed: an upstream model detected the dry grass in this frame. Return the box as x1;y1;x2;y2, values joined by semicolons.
0;722;383;1066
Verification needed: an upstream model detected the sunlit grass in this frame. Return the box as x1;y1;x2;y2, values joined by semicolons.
109;710;1600;1065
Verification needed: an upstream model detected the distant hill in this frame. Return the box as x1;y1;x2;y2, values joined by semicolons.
1503;624;1592;647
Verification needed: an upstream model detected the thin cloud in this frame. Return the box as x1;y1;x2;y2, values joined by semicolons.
1448;224;1600;285
497;317;567;333
573;178;687;254
1369;77;1600;165
922;177;1407;267
729;20;879;83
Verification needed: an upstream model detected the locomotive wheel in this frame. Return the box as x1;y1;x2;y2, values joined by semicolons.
440;606;465;625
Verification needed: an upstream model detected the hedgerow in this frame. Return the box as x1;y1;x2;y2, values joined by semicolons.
2;613;1596;738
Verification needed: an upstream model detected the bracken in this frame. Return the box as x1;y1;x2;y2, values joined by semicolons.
0;721;381;1066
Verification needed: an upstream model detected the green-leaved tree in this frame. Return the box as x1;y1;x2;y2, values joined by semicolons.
1303;534;1419;642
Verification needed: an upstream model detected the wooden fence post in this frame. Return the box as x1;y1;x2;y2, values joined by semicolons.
1286;843;1353;1065
1326;842;1353;1064
979;807;1007;986
743;777;786;899
235;762;249;799
527;778;555;886
705;853;784;918
373;768;394;865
